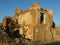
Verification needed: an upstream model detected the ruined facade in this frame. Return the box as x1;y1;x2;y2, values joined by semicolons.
1;2;60;43
15;2;54;42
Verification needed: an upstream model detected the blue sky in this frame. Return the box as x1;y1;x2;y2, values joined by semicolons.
0;0;60;26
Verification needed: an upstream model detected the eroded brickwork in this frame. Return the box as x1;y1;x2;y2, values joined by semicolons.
1;2;60;43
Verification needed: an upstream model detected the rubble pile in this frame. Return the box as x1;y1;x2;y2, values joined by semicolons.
0;17;31;45
0;2;60;45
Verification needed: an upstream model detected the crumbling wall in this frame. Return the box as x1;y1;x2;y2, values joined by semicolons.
1;2;60;43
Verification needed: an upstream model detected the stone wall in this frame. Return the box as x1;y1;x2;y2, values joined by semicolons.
14;2;54;42
1;2;60;43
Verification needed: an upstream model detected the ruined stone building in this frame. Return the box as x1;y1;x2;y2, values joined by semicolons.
1;2;60;43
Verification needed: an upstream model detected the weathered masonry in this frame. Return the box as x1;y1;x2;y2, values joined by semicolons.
2;2;60;43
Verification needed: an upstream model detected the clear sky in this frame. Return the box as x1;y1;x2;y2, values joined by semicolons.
0;0;60;26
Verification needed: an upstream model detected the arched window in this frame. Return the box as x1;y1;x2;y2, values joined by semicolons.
16;19;18;24
51;21;55;28
40;13;44;24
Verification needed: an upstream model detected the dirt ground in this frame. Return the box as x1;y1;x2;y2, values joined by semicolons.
0;42;60;45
